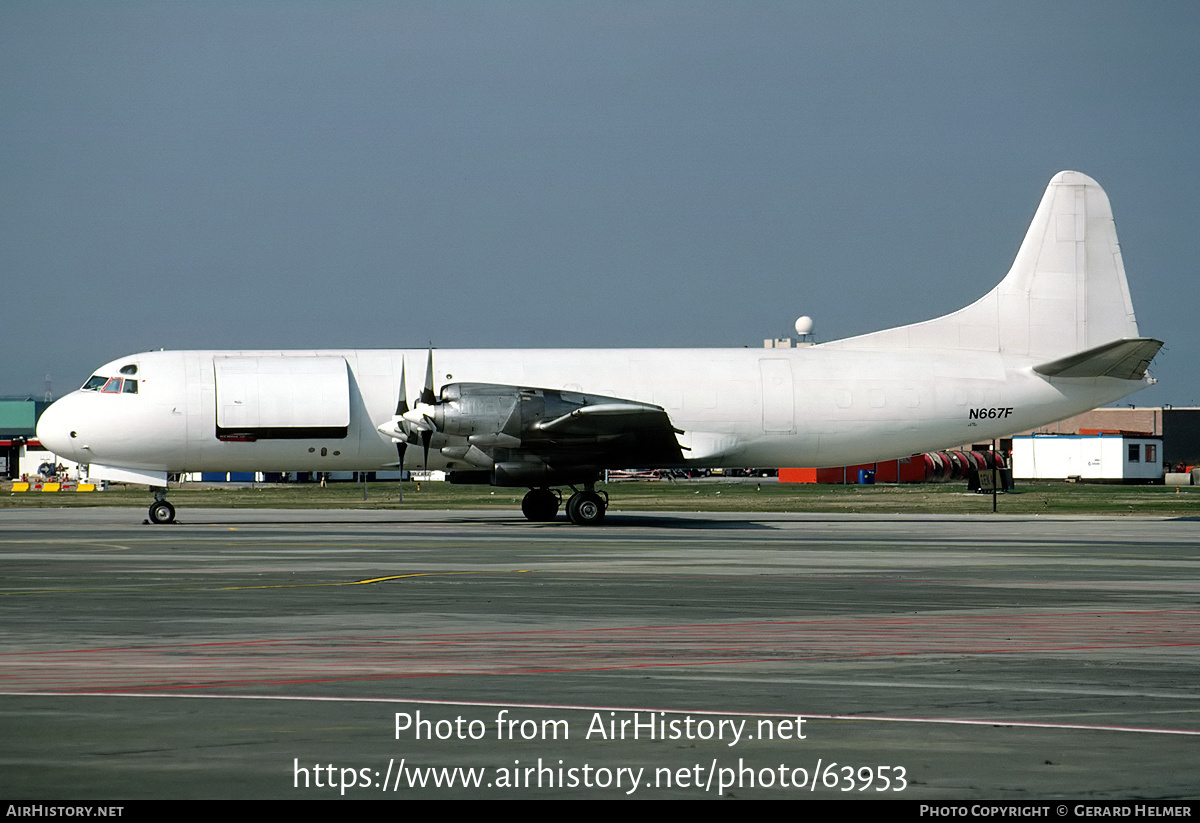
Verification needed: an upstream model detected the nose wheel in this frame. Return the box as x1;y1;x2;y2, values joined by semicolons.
148;492;176;524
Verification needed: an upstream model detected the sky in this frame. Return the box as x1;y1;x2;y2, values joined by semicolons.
3;1;1198;406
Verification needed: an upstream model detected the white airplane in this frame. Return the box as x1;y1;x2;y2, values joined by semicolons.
36;171;1161;525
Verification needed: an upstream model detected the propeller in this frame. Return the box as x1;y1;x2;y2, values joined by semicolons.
384;348;441;476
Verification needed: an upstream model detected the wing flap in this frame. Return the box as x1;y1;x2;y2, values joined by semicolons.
534;402;678;437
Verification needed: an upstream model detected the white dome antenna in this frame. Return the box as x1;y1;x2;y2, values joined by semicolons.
794;316;814;345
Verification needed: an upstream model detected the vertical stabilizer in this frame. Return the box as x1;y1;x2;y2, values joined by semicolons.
824;171;1142;361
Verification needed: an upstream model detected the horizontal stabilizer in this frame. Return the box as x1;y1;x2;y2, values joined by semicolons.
1033;338;1162;380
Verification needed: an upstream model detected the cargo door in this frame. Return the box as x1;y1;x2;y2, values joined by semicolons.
214;356;350;440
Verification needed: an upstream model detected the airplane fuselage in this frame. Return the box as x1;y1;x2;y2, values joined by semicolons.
37;345;1144;477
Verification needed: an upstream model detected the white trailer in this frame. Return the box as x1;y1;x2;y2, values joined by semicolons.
1012;435;1162;482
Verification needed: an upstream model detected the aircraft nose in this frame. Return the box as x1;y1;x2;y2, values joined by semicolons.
35;396;80;461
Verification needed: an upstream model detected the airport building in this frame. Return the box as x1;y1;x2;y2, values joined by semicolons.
1023;406;1200;471
0;397;51;480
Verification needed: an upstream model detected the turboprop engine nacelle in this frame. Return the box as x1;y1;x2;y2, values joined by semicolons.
430;383;523;437
430;383;624;441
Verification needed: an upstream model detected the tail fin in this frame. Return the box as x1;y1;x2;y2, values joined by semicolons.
824;171;1151;362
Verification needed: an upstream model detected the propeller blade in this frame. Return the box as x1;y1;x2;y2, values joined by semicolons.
395;441;406;502
420;346;437;406
396;361;409;416
396;362;409;502
421;429;432;469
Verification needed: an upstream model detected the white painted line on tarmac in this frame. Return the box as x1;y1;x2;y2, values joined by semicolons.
4;690;1199;736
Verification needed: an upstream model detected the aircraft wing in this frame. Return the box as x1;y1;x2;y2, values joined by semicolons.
379;382;687;482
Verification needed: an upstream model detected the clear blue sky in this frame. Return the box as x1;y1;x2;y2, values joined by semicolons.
3;2;1197;406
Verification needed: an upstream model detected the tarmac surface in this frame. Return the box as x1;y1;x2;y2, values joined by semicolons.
1;506;1197;799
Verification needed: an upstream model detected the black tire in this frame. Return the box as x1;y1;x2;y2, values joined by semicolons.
521;489;559;522
566;491;605;526
149;501;176;524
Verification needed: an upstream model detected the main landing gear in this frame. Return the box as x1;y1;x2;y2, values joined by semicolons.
521;488;560;522
566;489;607;526
148;489;176;524
520;485;608;525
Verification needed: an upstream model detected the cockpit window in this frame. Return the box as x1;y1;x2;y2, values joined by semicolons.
82;374;139;394
119;364;138;375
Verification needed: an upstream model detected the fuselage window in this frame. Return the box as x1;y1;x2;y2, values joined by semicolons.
82;375;107;391
101;377;123;393
122;379;139;394
120;364;138;375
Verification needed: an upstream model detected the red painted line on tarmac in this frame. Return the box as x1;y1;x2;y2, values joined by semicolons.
2;608;1196;653
4;609;1196;695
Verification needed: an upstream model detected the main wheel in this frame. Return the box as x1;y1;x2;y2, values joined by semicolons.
521;488;559;522
149;500;176;524
566;491;606;526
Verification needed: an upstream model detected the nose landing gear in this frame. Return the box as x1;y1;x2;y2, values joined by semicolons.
148;489;176;524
